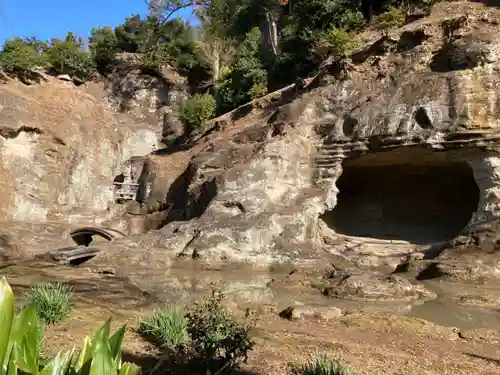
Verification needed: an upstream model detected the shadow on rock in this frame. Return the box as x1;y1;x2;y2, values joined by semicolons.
464;352;500;366
122;350;260;375
470;0;500;7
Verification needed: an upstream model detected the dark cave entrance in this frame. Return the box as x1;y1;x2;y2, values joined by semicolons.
321;151;480;244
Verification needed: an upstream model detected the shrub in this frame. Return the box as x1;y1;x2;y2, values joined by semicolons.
137;304;187;349
338;9;366;32
248;82;268;100
24;281;73;325
375;7;406;37
181;93;216;132
0;276;141;374
89;26;119;72
0;37;48;74
291;354;354;375
312;27;360;61
46;32;96;79
185;287;254;374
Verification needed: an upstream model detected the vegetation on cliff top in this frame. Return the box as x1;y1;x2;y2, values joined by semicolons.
0;0;436;120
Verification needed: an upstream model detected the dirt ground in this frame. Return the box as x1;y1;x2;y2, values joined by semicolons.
41;300;500;375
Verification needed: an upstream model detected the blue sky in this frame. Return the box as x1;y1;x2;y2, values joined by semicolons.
0;0;197;45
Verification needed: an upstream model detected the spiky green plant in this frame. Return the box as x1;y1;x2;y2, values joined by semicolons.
137;305;187;349
291;354;354;375
0;276;142;374
24;282;73;325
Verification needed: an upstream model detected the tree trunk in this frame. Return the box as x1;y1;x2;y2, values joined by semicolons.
212;42;221;110
261;11;278;56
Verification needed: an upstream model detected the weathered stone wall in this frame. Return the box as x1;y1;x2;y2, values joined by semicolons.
0;75;160;224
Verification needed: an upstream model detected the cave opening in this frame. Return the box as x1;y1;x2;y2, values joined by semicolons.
321;150;480;244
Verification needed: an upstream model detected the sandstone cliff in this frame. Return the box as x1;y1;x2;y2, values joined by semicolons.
0;67;181;228
87;1;500;280
3;1;500;291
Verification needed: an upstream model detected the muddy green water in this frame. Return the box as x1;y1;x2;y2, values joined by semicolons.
2;259;500;330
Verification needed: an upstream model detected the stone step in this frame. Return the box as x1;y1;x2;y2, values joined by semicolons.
44;246;101;265
315;164;338;170
316;149;345;155
318;147;344;153
314;155;339;161
318;171;337;178
316;166;338;170
314;156;343;163
314;158;340;165
317;145;345;151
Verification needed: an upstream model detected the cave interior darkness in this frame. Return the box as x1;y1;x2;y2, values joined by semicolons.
321;151;480;245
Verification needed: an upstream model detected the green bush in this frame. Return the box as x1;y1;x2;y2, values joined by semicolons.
46;32;95;80
181;93;216;132
291;354;354;375
24;282;73;325
185;287;254;374
375;7;406;36
248;82;268;100
0;37;48;74
338;9;366;31
312;27;360;61
137;305;187;349
0;276;141;374
89;26;118;72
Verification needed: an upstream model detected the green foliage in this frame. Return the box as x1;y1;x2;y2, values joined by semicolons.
375;7;406;36
0;37;48;74
0;276;142;375
181;93;216;131
24;282;73;325
338;10;366;32
185;287;254;374
114;15;149;53
248;82;268;100
0;0;438;113
290;354;354;375
312;27;360;61
216;27;268;112
137;305;187;349
46;32;95;79
89;26;119;72
114;15;201;72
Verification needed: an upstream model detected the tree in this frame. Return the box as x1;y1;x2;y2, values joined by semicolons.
89;26;118;72
216;27;268;112
147;0;200;22
114;14;150;53
0;37;48;74
46;32;95;79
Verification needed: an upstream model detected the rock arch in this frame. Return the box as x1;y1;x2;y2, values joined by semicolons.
70;227;126;247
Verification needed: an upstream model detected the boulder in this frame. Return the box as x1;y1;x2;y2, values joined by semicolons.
279;305;343;321
318;271;436;302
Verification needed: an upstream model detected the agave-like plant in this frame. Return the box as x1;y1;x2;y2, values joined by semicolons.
0;276;142;375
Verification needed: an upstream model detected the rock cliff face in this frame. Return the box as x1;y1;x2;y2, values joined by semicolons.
0;75;161;224
91;1;500;276
3;1;500;291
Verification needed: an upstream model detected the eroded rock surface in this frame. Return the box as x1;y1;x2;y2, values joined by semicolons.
5;2;500;312
317;269;436;302
0;75;163;225
87;2;500;277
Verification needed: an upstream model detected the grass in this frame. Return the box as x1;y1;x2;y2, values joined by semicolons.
24;282;73;325
137;304;187;349
291;354;354;375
